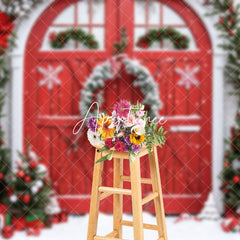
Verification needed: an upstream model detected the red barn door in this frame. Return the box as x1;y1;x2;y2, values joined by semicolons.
24;0;212;214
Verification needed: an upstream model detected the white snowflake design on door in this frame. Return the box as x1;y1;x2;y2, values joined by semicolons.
175;64;200;90
38;65;63;90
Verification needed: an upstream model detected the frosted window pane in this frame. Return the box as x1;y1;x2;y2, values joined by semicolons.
78;0;89;24
134;0;145;24
92;27;104;49
149;1;160;24
53;5;74;24
163;5;185;25
92;0;105;24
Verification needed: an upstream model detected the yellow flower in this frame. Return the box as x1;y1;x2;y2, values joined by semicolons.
129;132;146;146
97;116;115;139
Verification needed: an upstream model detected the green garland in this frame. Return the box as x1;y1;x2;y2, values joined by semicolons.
221;113;240;210
206;0;240;94
49;28;99;49
206;0;240;213
136;27;190;50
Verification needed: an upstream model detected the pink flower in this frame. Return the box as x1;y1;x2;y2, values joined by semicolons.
113;100;131;118
125;113;136;127
105;138;115;148
136;118;145;127
136;111;144;117
115;141;125;152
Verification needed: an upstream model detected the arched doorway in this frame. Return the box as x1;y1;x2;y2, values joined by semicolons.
24;0;212;214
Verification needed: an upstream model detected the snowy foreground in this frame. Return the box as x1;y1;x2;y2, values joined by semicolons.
7;213;239;240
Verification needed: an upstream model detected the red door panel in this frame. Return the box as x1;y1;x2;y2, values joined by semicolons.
24;0;212;214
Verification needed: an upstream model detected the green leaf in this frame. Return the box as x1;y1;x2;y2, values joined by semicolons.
98;145;110;152
129;151;138;163
95;152;113;164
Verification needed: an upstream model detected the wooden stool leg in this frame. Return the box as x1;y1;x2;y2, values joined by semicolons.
113;158;123;238
87;150;104;240
130;157;144;240
149;146;168;240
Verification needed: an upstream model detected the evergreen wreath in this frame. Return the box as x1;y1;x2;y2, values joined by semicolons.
136;27;190;50
206;0;240;213
80;55;162;119
49;28;99;49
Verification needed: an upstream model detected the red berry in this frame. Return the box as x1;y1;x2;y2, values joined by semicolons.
2;225;14;239
17;170;25;178
229;7;235;14
141;42;149;49
22;194;31;204
90;40;95;46
227;28;234;36
224;153;228;158
219;16;224;24
24;176;31;182
229;18;234;24
224;161;230;168
233;175;240;183
18;194;23;200
223;189;228;194
0;172;4;180
29;161;37;169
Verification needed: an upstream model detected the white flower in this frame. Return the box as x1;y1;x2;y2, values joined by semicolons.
131;125;145;135
87;129;103;146
10;195;18;203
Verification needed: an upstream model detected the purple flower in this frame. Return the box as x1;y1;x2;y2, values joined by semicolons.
132;144;141;153
125;135;131;146
124;145;130;152
87;116;98;132
113;100;131;118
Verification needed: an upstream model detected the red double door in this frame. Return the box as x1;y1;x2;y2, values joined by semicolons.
24;0;212;214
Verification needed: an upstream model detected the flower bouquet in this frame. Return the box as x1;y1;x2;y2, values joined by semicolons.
87;100;166;163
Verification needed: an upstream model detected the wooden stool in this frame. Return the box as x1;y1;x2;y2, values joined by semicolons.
87;145;168;240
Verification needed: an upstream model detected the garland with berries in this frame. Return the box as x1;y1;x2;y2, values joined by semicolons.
49;28;99;49
80;55;162;119
206;0;240;94
136;27;190;49
0;0;45;205
206;0;240;214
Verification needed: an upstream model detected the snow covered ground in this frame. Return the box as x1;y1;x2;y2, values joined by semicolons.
8;213;239;240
